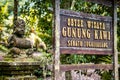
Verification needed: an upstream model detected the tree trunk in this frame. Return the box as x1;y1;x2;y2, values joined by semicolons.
14;0;18;28
71;0;76;10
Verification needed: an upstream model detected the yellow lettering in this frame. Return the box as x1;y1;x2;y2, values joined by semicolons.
67;27;71;37
104;42;108;48
108;32;110;40
99;31;103;40
77;28;81;38
67;18;70;26
77;19;80;27
71;28;77;37
62;27;67;37
84;41;108;48
103;31;107;40
67;40;71;47
94;30;98;39
99;22;102;29
94;22;97;29
74;19;77;27
72;40;75;46
81;20;84;27
71;18;74;26
102;23;105;30
87;21;91;28
79;41;83;47
86;29;91;39
82;29;86;38
67;40;83;47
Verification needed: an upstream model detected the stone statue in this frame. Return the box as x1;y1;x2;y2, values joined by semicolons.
7;18;46;58
13;18;25;38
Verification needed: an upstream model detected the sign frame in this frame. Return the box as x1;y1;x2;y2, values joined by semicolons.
60;9;113;55
53;0;118;80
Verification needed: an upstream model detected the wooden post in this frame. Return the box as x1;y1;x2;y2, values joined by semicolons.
53;0;60;80
113;0;118;80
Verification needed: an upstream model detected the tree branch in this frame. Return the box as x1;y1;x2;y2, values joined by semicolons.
71;0;76;10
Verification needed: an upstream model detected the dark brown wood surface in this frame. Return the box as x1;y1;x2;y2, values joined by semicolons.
60;9;113;55
60;64;113;72
60;48;113;55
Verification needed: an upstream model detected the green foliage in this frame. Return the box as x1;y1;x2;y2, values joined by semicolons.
100;71;112;80
0;0;14;52
0;45;8;52
0;76;5;80
61;54;96;64
20;0;53;47
117;7;120;51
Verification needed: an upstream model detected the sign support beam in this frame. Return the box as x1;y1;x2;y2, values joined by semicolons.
53;0;60;80
113;0;119;80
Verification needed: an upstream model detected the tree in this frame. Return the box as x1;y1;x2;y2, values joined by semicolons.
20;0;52;47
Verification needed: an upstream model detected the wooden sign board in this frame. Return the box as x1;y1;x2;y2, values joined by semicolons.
60;9;113;55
